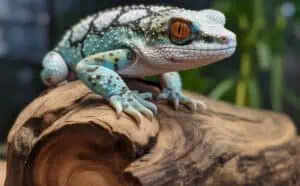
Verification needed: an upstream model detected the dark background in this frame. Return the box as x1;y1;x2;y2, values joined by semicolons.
0;0;299;142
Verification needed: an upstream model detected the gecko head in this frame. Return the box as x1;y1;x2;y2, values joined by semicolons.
137;9;237;72
41;51;68;86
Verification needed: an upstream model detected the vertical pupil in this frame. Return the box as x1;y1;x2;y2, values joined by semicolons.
178;23;182;35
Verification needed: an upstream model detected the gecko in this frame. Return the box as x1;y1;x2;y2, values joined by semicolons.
40;5;237;123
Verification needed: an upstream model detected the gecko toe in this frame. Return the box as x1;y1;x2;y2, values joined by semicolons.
124;106;142;124
109;96;123;118
139;92;153;99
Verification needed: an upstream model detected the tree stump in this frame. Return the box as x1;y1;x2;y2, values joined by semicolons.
3;80;300;186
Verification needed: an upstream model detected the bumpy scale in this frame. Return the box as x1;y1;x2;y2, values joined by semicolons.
41;5;237;123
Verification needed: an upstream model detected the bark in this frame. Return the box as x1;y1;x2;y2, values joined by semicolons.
3;80;300;186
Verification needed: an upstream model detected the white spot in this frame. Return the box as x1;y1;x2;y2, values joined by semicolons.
139;17;152;31
150;6;169;12
94;9;121;32
118;9;147;24
71;16;94;42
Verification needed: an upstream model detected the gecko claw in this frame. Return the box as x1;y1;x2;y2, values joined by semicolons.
138;106;154;121
108;90;157;124
124;106;142;124
173;99;179;110
110;96;123;118
157;88;206;112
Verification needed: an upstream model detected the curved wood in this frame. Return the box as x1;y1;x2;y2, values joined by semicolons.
4;80;300;186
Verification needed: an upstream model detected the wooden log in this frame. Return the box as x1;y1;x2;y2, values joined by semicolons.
4;80;300;186
0;161;6;186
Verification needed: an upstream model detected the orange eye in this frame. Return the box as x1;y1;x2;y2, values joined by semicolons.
170;20;191;40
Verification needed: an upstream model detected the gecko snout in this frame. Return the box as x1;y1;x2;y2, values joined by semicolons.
218;34;236;46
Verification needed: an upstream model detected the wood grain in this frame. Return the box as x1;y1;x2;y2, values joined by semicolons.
3;80;300;186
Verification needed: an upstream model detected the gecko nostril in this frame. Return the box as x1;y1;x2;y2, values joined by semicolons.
219;36;229;44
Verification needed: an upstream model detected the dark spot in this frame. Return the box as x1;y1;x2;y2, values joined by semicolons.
92;82;97;87
113;84;117;87
216;156;226;166
109;53;114;56
96;75;101;80
108;79;112;84
120;87;128;94
128;98;133;102
114;57;119;63
88;76;92;82
114;63;118;71
201;34;214;43
116;77;120;80
219;36;228;44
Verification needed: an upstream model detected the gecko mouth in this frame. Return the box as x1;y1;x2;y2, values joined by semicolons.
169;46;236;63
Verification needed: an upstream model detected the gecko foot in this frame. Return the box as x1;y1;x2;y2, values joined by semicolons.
109;90;158;124
157;88;207;112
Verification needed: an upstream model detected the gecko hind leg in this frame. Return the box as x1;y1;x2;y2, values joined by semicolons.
158;72;207;112
75;49;157;124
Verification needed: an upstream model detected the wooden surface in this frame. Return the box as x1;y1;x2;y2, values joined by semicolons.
0;161;6;186
4;80;300;186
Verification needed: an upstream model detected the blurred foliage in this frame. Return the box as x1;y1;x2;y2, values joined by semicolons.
181;0;300;112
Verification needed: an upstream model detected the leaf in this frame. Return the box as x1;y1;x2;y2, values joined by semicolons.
180;69;210;93
236;80;247;106
209;77;236;99
248;78;262;108
284;90;300;111
270;55;283;111
257;41;272;71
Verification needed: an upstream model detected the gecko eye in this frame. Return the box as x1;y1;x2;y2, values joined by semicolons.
169;19;192;45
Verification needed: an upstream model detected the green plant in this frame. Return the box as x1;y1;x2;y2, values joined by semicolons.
181;0;300;112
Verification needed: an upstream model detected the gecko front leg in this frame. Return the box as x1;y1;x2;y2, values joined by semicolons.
75;49;157;123
158;72;206;112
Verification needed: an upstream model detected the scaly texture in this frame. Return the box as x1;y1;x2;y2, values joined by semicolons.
40;5;237;123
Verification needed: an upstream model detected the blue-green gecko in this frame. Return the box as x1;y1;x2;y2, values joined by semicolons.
41;5;237;123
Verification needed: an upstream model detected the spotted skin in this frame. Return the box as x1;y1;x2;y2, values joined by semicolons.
76;50;157;123
40;5;237;123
